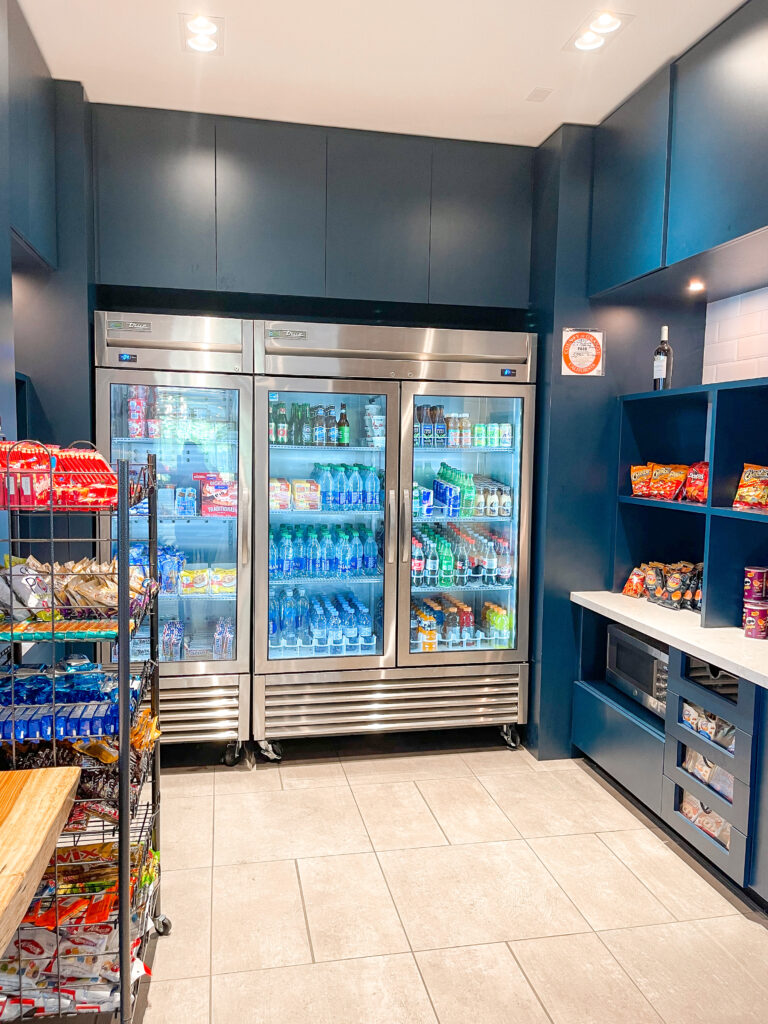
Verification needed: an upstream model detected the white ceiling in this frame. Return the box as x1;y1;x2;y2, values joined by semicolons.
20;0;744;146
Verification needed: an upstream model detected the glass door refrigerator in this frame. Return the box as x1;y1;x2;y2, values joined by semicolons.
253;322;535;757
95;312;254;764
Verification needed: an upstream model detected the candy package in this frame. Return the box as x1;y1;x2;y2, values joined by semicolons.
648;464;689;501
733;464;768;511
683;462;709;504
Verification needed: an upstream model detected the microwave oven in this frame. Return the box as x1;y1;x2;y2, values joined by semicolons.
606;624;669;717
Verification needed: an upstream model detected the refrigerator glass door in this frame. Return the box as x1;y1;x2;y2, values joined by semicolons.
100;371;252;675
255;378;399;673
398;382;533;666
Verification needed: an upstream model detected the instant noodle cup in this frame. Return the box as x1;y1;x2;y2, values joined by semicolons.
744;566;768;601
733;464;768;511
743;600;768;640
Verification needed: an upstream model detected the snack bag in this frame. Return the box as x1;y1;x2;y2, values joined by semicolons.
664;566;688;610
733;464;768;511
683;462;709;504
645;563;666;604
630;464;653;497
622;567;646;598
648;464;689;501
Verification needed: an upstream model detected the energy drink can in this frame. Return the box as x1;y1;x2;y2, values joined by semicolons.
420;487;433;518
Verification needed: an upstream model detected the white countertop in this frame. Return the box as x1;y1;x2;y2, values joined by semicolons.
571;590;768;690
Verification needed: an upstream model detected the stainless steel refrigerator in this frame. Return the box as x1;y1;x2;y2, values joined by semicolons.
252;322;535;757
95;312;254;763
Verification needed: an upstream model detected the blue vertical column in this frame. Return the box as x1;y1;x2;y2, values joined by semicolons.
0;0;17;441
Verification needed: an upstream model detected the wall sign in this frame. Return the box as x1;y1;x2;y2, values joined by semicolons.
561;329;604;376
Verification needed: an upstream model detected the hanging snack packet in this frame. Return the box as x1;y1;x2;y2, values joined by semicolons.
733;464;768;511
683;462;709;504
630;464;653;497
622;567;646;598
648;464;689;501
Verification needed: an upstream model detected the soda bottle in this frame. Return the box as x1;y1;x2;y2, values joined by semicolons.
268;594;280;641
425;541;439;588
276;403;289;445
268;529;279;580
347;466;363;510
461;473;475;519
320;465;334;511
337;403;350;446
326;406;339;446
301;404;312;446
332;465;348;511
289;404;301;446
307;531;321;576
363;531;378;575
439;542;454;587
412;483;421;517
313;407;326;446
411;538;424;587
292;529;306;577
460;413;472;449
434;405;447;447
454;537;469;586
363;467;379;510
350;531;363;576
484;540;498;586
497;540;512;584
338;532;352;578
268;403;276;445
420;406;433;447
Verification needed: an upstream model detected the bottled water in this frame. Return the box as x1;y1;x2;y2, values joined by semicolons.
311;602;328;653
268;594;279;641
296;588;310;639
268;531;279;580
278;532;293;580
346;467;363;510
350;531;363;576
341;604;358;649
357;603;373;649
363;531;378;575
292;530;305;577
337;532;352;578
332;465;348;511
306;532;321;576
363;467;379;510
328;605;343;652
280;588;297;644
319;465;334;511
320;532;335;575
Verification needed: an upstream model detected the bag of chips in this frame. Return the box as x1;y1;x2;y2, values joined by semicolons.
630;464;653;497
683;462;709;504
733;464;768;511
648;464;689;501
645;563;667;604
622;567;646;598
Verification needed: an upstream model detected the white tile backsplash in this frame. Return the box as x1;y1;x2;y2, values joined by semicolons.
703;287;768;383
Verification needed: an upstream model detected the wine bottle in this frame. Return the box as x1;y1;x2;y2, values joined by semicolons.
653;325;673;391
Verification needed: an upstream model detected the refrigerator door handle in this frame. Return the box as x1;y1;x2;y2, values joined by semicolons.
241;485;251;566
401;489;410;563
386;489;397;563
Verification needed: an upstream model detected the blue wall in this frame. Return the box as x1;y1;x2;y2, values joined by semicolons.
0;0;16;442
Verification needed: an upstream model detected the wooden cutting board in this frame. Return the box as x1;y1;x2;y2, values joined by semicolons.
0;767;80;954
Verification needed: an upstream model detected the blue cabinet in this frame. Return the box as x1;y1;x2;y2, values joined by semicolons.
589;68;670;295
667;2;768;263
325;130;431;303
92;105;216;290
215;119;326;296
749;693;768;900
429;140;532;308
7;0;56;266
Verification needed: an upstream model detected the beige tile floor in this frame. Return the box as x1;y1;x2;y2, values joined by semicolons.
143;732;768;1024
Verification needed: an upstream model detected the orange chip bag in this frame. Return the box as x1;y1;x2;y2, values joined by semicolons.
648;464;688;501
733;464;768;511
630;464;653;497
622;567;646;598
683;462;709;504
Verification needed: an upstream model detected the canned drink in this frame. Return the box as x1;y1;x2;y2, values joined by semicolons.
420;487;433;517
487;422;500;448
499;422;512;447
445;483;461;518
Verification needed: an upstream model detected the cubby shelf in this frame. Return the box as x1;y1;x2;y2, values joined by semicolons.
614;377;768;630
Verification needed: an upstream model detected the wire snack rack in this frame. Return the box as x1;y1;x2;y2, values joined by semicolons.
0;443;167;1022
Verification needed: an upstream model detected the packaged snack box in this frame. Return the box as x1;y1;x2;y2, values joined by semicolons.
193;472;238;517
269;478;291;510
291;479;321;511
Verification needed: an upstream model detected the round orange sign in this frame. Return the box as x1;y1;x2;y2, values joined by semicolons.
562;331;602;375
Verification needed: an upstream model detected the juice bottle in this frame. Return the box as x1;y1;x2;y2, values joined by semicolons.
499;421;512;448
486;486;499;517
499;486;512;517
460;413;472;449
447;414;460;449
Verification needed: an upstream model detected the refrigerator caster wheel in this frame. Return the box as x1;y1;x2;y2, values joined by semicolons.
223;742;242;767
154;915;172;937
500;725;520;750
257;740;283;763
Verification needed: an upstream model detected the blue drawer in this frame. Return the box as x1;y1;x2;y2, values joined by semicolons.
661;776;748;885
668;650;756;733
573;680;664;815
665;696;754;784
664;733;750;832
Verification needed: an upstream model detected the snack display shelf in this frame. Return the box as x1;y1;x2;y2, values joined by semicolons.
412;583;514;594
269;571;384;586
710;506;768;522
269;444;385;455
618;494;708;513
414;446;514;455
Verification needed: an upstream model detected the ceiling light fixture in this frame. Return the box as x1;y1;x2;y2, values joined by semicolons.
590;12;622;33
688;279;706;293
186;15;217;35
187;33;217;52
179;12;225;55
575;31;605;50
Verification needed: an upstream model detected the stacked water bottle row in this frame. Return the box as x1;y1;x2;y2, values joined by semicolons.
269;587;378;654
270;464;382;513
411;523;514;590
269;524;381;581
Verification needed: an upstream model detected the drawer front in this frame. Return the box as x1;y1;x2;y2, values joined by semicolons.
661;776;748;884
665;697;754;784
573;680;664;815
664;734;750;832
668;650;756;733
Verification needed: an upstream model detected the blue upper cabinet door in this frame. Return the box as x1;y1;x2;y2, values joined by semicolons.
216;119;326;296
326;130;431;303
7;0;56;267
667;2;768;264
589;68;671;295
93;105;216;290
429;140;533;308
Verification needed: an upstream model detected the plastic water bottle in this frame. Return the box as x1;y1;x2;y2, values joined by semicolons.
332;465;348;511
268;530;279;580
312;603;328;654
320;465;334;511
350;531;363;576
296;587;310;641
347;466;363;510
280;588;297;644
328;605;343;652
306;532;321;576
268;594;280;642
342;604;358;650
363;467;379;510
338;532;352;578
425;541;439;588
363;531;378;575
358;603;373;650
292;530;305;578
321;532;335;576
278;531;293;580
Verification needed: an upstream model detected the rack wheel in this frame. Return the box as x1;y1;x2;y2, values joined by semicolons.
154;915;172;937
223;741;242;767
500;724;520;750
257;739;283;763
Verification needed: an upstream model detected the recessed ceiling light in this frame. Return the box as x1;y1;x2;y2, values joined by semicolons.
590;12;622;33
575;31;605;50
186;15;217;35
688;279;706;293
187;33;217;52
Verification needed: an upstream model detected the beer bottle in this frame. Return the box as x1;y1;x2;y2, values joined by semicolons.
268;403;276;445
326;406;339;446
337;403;350;447
276;403;289;445
301;403;312;446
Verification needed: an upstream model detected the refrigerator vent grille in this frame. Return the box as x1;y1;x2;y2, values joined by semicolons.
145;682;243;743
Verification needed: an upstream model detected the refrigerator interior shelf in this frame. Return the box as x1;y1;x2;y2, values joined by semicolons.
269;635;379;656
113;436;239;446
412;631;511;652
269;445;385;454
413;510;514;524
158;592;237;600
270;507;382;518
269;572;383;586
411;583;514;594
413;446;513;455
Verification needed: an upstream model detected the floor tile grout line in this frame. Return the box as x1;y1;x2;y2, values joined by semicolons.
518;835;595;934
591;927;672;1022
589;911;749;935
293;858;317;964
411;781;452;845
467;772;527;837
505;942;557;1024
